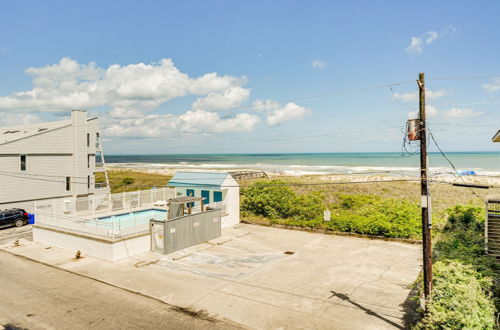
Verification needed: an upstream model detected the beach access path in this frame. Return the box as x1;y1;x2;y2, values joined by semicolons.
0;224;421;329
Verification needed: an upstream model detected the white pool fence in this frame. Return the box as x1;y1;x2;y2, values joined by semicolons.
34;187;176;217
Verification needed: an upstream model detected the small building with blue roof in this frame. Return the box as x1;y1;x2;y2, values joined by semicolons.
168;171;240;228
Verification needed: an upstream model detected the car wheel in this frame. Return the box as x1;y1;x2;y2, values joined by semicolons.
14;219;24;227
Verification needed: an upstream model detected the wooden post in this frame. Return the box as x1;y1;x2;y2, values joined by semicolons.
418;72;433;302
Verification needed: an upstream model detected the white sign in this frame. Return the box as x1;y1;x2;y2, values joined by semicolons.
324;210;331;221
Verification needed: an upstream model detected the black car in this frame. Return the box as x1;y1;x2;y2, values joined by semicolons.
0;208;29;228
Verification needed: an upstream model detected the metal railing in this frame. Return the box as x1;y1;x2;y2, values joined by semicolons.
95;182;108;189
35;210;163;240
32;188;228;241
34;187;176;217
188;201;226;215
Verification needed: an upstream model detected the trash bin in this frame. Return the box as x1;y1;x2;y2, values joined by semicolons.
28;213;35;224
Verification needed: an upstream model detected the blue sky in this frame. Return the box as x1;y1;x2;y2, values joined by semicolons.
0;0;499;154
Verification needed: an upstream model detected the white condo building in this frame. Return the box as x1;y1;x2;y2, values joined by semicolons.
0;110;110;212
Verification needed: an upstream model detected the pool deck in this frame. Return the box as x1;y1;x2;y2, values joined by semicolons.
2;224;421;329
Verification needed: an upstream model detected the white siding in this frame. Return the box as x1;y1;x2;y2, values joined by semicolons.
0;111;109;211
221;175;240;228
0;125;73;154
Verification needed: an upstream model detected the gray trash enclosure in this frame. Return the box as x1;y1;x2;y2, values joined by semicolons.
150;209;222;254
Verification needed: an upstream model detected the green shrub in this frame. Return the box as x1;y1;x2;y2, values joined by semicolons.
328;194;421;239
415;204;497;329
445;204;484;231
415;261;495;330
241;180;325;221
121;177;135;185
242;188;421;239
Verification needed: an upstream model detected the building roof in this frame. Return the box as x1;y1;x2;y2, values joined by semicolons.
493;130;500;142
168;171;230;189
0;119;72;145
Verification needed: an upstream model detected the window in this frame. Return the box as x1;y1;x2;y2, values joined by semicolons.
214;191;223;202
87;175;90;189
201;190;210;204
87;133;90;147
66;177;71;191
96;132;100;147
87;154;90;168
20;155;26;171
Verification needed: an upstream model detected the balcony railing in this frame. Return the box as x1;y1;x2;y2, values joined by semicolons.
95;182;107;189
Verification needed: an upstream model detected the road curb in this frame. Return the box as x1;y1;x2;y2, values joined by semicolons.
240;220;423;245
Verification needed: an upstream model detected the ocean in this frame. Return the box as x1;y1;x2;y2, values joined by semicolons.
104;152;500;177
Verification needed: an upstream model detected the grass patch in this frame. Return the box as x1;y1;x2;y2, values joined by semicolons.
96;170;172;193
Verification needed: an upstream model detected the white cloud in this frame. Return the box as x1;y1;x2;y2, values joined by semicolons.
482;78;500;92
103;114;175;138
425;31;438;44
427;89;448;99
0;57;247;116
408;105;439;119
406;37;423;54
0;111;44;127
252;100;312;126
393;89;447;102
408;105;484;120
393;92;418;102
311;60;326;69
0;57;314;138
192;86;250;111
443;108;484;119
178;110;259;133
104;110;260;138
406;25;457;54
252;99;280;111
266;103;311;126
427;105;439;118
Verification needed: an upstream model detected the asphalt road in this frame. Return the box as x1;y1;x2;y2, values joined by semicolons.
0;225;32;245
0;251;239;330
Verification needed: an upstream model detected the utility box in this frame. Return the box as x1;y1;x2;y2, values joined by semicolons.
407;119;420;141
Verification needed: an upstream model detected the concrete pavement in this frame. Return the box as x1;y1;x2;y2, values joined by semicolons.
0;224;421;329
0;250;239;330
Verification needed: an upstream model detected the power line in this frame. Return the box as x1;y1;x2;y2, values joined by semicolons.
0;169;422;188
428;131;486;202
427;74;500;81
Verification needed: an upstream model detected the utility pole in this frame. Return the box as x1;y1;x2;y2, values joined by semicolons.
418;72;433;302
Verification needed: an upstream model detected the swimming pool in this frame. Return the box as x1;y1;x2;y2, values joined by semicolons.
98;209;167;223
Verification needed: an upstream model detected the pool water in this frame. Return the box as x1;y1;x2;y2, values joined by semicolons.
98;209;167;223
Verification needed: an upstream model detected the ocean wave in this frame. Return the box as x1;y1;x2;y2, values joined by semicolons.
106;162;500;177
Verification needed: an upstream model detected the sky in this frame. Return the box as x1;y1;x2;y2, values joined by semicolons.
0;0;499;154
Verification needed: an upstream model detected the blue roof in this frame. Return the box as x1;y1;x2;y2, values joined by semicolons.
168;172;229;189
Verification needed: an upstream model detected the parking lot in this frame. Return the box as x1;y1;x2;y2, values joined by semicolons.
2;224;421;329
